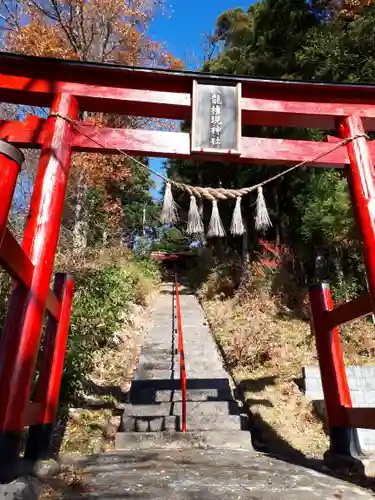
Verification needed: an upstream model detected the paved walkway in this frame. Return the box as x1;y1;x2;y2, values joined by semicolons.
67;449;375;499
68;282;375;499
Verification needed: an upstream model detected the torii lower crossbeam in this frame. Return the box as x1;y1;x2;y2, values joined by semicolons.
0;116;369;167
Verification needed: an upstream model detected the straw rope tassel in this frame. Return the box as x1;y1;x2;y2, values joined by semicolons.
160;181;178;224
255;186;272;231
207;200;225;238
187;195;204;234
230;196;245;236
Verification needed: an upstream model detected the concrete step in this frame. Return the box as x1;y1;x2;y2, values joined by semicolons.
147;326;174;332
145;336;175;342
142;343;175;349
134;370;180;381
141;348;177;357
136;361;226;373
137;358;176;366
138;354;175;363
129;388;235;404
130;378;234;394
184;365;227;373
122;400;241;417
141;340;178;356
136;361;177;371
115;430;254;451
121;414;245;432
184;372;229;379
121;415;177;432
143;339;175;345
185;371;229;379
183;366;226;372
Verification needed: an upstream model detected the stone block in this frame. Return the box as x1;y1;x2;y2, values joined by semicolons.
303;365;375;453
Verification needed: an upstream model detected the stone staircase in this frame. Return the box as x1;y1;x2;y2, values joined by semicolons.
115;282;252;451
57;282;375;499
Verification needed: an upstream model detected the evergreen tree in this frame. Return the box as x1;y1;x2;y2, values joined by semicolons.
167;0;375;296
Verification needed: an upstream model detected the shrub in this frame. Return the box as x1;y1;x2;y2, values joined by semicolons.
59;255;160;400
190;250;244;301
0;245;160;402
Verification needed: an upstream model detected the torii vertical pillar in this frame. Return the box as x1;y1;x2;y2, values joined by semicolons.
0;93;78;478
0;142;24;242
339;115;375;311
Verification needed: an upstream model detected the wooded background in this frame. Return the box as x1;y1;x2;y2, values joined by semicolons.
1;0;375;300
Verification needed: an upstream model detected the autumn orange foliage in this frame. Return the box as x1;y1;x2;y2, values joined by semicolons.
337;0;372;17
3;0;183;232
6;0;181;67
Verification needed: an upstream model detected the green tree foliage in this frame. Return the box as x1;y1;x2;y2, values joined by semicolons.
168;0;375;298
206;1;319;78
119;162;160;245
151;226;194;254
297;2;375;83
295;171;353;250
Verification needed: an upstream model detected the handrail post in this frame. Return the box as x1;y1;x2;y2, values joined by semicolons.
174;274;187;432
309;283;360;460
25;273;75;460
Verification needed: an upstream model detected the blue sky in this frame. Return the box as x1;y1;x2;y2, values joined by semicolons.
150;1;251;70
148;1;252;199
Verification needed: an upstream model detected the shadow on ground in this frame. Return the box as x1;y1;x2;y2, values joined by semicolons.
236;375;375;493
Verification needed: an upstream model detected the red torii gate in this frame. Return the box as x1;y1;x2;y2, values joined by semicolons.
0;51;374;477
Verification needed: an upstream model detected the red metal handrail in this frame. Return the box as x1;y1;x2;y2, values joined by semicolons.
174;275;187;432
310;283;375;433
324;291;372;329
0;227;61;320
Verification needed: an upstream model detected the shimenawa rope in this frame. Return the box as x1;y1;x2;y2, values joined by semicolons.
50;112;368;236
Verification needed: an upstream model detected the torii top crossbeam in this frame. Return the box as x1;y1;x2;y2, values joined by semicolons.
1;51;375;168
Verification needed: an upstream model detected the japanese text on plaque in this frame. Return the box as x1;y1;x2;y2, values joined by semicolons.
210;88;222;148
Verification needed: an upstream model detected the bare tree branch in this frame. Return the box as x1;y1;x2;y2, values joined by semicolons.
48;0;81;55
77;2;87;58
201;30;227;63
27;0;59;22
0;0;20;32
100;21;112;62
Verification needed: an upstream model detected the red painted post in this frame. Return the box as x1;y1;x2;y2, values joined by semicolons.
174;275;187;432
0;93;78;476
0;142;24;244
25;273;75;460
339;115;375;311
309;283;359;457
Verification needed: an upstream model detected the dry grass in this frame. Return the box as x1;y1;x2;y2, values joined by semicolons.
54;246;132;274
203;292;375;459
40;466;88;500
59;409;115;456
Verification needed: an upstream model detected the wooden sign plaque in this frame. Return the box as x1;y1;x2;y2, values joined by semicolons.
191;80;241;155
